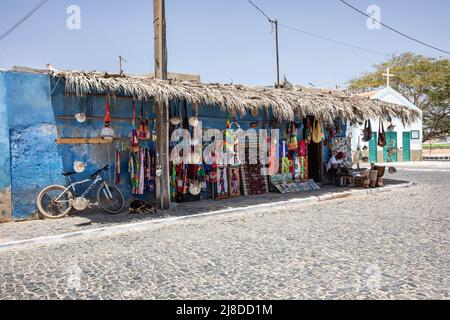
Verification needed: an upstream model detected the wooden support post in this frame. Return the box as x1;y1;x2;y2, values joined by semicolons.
274;19;280;88
154;0;170;209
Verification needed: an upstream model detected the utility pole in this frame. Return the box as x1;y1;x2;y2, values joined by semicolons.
274;19;280;88
119;55;127;75
247;1;280;88
153;0;170;209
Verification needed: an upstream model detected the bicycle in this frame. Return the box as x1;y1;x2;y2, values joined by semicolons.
37;165;125;219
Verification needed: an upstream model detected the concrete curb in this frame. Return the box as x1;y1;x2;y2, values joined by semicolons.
0;182;414;252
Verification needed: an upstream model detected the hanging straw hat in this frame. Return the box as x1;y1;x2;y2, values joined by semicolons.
73;161;86;173
170;116;181;126
189;116;200;127
189;183;202;196
75;112;86;123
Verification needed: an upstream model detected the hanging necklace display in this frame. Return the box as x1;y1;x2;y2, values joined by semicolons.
101;95;115;140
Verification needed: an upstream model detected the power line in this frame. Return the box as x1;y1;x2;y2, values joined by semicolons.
339;0;450;55
278;23;388;56
0;0;49;42
247;0;389;57
247;0;274;23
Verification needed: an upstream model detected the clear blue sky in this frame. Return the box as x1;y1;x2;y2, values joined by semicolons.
0;0;449;88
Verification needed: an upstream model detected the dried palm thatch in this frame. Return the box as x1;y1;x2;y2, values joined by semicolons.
51;71;420;124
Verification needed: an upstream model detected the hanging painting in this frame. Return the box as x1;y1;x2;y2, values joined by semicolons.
216;166;229;200
228;167;241;198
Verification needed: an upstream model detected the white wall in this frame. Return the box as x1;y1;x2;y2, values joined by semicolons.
351;88;423;155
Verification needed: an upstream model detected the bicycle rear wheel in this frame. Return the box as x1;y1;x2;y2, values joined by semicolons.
37;185;73;219
97;184;125;214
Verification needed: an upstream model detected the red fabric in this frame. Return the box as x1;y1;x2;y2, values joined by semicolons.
104;99;112;123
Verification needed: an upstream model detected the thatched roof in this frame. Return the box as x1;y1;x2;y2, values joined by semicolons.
51;71;420;124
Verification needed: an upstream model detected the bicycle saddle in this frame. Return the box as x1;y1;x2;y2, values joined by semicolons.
62;171;77;177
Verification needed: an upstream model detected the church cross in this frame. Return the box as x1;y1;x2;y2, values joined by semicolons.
382;67;395;87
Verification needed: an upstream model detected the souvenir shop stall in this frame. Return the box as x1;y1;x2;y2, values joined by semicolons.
50;70;421;207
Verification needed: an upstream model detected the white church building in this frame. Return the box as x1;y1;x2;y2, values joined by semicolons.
351;70;423;162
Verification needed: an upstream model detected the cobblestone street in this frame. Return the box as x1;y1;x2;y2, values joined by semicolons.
0;162;449;300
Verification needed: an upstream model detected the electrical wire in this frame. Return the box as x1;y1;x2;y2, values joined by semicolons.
339;0;450;55
247;0;274;23
247;0;389;56
278;23;388;56
0;0;49;42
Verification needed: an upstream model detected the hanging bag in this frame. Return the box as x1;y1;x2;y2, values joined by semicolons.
378;119;387;147
362;120;373;142
312;119;324;144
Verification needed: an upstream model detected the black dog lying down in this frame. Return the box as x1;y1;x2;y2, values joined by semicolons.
128;200;157;215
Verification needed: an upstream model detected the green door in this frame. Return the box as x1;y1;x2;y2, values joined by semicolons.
369;132;378;163
403;132;411;162
383;132;398;162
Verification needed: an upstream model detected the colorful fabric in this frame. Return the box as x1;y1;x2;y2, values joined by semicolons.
104;96;112;123
129;147;154;195
288;128;298;151
240;164;269;196
281;157;291;175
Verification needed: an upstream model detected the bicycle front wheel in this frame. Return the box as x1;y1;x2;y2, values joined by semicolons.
37;185;73;219
97;184;125;214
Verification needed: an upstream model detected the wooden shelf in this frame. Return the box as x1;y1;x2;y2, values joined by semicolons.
56;138;115;145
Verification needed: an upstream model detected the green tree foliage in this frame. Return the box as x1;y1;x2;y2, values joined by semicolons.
349;53;449;142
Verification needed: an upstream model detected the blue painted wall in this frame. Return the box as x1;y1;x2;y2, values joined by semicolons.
2;71;160;220
0;72;12;222
5;72;64;219
51;80;157;204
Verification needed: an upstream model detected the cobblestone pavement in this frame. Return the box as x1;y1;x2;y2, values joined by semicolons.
0;179;408;243
0;162;449;300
